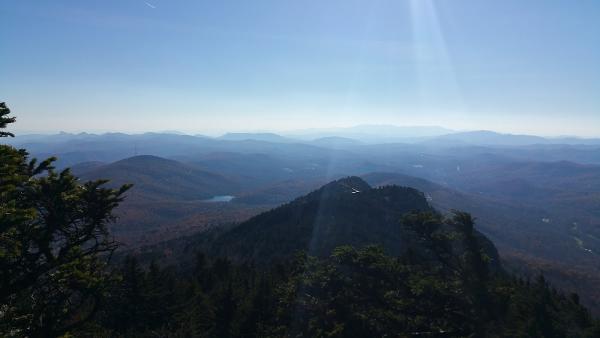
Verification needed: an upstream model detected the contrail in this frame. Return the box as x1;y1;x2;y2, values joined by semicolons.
145;2;156;9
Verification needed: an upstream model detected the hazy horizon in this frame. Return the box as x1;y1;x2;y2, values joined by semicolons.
7;124;600;140
3;1;600;137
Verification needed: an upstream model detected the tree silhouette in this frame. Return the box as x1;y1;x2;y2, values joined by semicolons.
0;102;131;337
0;102;16;137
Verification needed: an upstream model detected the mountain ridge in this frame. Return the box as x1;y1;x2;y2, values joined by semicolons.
77;155;240;202
200;177;501;268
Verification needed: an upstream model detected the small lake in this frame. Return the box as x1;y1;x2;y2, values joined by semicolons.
203;195;235;202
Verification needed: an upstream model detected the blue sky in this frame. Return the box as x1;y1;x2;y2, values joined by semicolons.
2;0;599;136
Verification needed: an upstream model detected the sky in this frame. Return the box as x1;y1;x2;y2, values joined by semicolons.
1;0;599;136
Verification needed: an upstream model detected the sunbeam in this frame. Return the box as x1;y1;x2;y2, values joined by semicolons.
409;0;467;118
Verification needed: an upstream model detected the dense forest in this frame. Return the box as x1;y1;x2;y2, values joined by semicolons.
78;243;600;337
2;102;600;337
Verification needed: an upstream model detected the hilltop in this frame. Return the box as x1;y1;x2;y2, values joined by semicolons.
187;177;500;269
77;155;239;202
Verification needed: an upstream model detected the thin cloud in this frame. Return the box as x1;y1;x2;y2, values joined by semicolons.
144;2;156;9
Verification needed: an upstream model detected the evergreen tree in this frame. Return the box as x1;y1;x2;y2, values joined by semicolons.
0;102;15;137
0;102;131;337
450;210;491;334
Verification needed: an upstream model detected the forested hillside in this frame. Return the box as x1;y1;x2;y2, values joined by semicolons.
80;222;599;337
88;177;598;337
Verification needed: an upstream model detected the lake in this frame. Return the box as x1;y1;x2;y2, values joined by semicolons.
203;195;235;202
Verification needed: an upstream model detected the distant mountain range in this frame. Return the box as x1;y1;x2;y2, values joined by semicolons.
426;130;600;146
217;132;295;143
284;124;455;143
6;128;600;157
